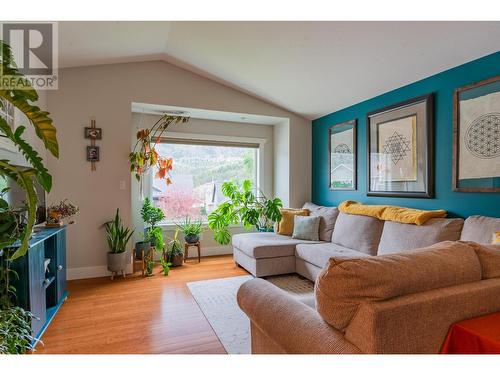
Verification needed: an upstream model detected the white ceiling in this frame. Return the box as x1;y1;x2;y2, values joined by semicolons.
59;21;500;119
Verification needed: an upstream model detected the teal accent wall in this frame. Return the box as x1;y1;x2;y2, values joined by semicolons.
312;51;500;218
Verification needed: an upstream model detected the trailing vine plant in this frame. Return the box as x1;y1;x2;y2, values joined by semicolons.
0;40;59;260
129;114;189;185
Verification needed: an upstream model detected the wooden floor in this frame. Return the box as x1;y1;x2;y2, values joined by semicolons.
35;255;248;354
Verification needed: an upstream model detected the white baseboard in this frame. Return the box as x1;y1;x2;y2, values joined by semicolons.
67;246;233;280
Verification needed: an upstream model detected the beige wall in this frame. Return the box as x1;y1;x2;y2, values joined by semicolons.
46;60;311;279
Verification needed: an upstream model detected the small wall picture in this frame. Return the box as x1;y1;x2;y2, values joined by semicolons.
87;146;100;162
84;127;102;140
329;119;356;190
453;75;500;192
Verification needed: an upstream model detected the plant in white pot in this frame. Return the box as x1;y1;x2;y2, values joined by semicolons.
105;209;134;280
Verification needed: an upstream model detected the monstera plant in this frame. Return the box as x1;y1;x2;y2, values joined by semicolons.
208;180;283;245
0;40;58;260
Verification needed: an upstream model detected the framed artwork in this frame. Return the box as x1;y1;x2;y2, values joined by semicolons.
84;127;102;140
86;146;100;162
367;93;434;198
329;119;356;190
453;75;500;192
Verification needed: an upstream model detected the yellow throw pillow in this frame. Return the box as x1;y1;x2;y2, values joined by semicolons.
277;208;310;236
492;231;500;245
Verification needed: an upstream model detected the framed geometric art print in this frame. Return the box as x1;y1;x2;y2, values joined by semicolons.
453;75;500;192
367;93;434;198
329;119;357;190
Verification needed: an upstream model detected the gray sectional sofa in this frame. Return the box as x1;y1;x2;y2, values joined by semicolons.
232;202;500;281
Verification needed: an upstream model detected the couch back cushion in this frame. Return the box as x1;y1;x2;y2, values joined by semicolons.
377;218;464;255
302;202;339;242
460;215;500;244
467;242;500;279
315;241;482;332
331;212;384;255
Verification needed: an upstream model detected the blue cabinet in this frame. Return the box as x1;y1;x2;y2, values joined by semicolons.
10;226;68;346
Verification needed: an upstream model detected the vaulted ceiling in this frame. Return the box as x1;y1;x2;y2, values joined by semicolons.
58;21;500;119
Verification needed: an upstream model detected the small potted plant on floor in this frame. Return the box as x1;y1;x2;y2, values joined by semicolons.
105;209;134;279
176;216;203;244
167;229;183;267
140;197;165;253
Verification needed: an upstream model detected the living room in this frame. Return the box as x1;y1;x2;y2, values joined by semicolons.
1;1;500;373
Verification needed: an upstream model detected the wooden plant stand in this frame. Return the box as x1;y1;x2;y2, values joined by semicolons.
132;247;155;277
184;242;201;263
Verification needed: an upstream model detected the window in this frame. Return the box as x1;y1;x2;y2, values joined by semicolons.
151;139;258;223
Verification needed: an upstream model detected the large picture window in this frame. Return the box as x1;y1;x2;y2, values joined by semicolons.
151;139;258;223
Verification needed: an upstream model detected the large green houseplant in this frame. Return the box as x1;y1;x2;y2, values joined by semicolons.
208;180;283;245
0;40;58;260
0;40;58;354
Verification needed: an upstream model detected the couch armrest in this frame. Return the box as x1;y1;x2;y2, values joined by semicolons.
237;278;361;354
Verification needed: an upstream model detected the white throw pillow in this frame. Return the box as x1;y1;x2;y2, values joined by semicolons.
292;216;320;241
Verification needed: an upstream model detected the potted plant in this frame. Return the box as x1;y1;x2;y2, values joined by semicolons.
176;216;203;244
46;199;79;227
134;232;152;260
136;198;165;259
160;258;172;276
105;209;134;279
167;229;183;267
208;180;283;244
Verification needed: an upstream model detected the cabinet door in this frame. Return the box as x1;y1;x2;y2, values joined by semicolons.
56;229;67;302
28;243;46;336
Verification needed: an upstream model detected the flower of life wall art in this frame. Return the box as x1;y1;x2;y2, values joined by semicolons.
453;75;500;192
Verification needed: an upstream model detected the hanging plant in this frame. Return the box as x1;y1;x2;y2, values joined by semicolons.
129;115;189;184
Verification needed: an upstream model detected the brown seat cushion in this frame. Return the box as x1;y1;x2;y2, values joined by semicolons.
377;218;464;255
302;202;339;242
315;241;482;331
466;241;500;279
295;242;369;268
331;212;384;255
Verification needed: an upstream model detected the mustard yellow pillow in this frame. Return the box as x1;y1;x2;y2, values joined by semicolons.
492;231;500;245
277;208;310;236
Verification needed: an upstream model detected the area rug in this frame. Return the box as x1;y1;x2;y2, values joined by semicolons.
187;274;314;354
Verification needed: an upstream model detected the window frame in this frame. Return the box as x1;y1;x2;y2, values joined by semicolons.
146;131;267;228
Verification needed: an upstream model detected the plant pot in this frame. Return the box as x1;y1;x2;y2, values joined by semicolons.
256;226;274;232
107;251;130;274
171;253;183;267
184;234;200;244
135;241;152;259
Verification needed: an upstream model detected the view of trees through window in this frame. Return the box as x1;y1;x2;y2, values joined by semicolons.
152;142;257;223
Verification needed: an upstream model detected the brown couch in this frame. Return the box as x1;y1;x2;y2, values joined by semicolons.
237;241;500;354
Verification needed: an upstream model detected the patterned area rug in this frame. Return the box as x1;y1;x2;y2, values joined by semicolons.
187;274;314;354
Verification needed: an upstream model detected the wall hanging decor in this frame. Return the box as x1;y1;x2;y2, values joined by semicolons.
85;118;101;171
367;93;434;198
453;75;500;192
329;119;356;190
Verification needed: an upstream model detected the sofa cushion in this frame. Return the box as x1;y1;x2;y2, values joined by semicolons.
277;208;310;236
303;202;339;242
315;241;482;331
377;218;464;255
232;232;320;259
467;242;500;279
295;243;369;268
460;215;500;244
292;216;321;241
331;212;384;255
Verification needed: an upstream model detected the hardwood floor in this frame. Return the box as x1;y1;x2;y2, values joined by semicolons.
35;255;248;354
